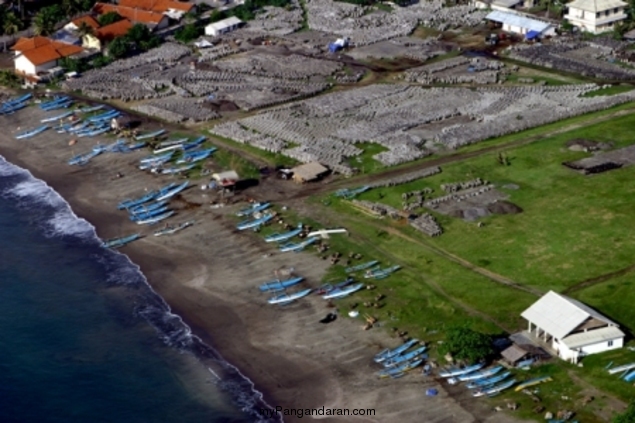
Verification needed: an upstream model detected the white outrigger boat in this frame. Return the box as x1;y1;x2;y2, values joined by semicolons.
136;211;174;225
267;288;312;305
153;220;195;236
322;283;364;300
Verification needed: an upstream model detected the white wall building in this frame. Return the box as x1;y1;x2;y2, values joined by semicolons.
521;291;624;363
564;0;627;34
205;17;243;37
486;10;556;37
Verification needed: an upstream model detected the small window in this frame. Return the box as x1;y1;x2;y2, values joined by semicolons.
608;340;614;347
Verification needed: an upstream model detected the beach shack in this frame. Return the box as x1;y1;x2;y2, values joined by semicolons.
212;170;240;188
521;290;624;363
485;10;555;38
205;17;243;37
290;162;329;183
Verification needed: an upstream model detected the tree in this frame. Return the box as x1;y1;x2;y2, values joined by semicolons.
439;326;494;363
98;11;123;26
32;5;65;36
614;401;635;423
125;23;159;51
174;23;202;43
76;20;95;38
106;36;129;58
3;11;22;36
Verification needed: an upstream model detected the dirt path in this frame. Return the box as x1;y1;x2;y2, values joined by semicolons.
567;371;627;421
562;262;635;294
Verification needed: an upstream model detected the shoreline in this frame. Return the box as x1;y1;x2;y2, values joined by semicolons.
0;103;527;423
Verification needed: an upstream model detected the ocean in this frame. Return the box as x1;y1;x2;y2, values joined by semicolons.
0;156;280;423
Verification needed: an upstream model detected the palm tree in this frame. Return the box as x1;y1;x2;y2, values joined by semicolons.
76;21;95;38
3;11;22;36
33;13;55;36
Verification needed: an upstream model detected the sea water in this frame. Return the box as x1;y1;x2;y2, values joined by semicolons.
0;156;280;423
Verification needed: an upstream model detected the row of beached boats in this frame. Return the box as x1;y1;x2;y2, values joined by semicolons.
607;361;635;382
138;136;212;174
374;339;427;378
261;275;367;305
0;93;32;115
101;219;196;249
116;181;190;225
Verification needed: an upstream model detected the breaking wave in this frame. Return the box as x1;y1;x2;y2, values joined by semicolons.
0;155;280;423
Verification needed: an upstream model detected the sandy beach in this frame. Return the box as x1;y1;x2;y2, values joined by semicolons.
0;101;529;423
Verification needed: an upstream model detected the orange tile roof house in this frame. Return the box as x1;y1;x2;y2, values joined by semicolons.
95;19;134;42
64;15;101;32
117;0;195;13
12;37;83;77
93;3;170;29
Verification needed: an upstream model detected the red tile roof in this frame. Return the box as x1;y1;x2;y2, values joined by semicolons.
93;3;167;25
19;40;83;66
118;0;194;12
95;19;134;41
72;15;101;30
11;36;52;52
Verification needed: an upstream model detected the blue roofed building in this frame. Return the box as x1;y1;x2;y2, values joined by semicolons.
486;10;556;38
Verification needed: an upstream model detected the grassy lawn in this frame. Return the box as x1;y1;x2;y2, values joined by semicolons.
347;142;387;174
353;112;635;291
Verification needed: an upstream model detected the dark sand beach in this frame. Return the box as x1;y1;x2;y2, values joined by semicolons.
0;101;528;423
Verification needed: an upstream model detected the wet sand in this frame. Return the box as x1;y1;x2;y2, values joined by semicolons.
0;103;529;423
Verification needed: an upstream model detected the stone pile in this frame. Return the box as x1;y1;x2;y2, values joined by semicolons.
441;177;485;193
352;200;403;219
242;0;304;36
197;43;239;63
213;52;342;80
132;96;220;123
305;0;486;47
367;167;441;188
507;42;635;80
425;184;494;207
347;36;449;62
410;213;442;237
404;57;503;85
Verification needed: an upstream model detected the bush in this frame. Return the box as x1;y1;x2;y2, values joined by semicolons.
107;36;130;58
175;24;203;43
439;326;494;363
98;11;123;26
0;70;19;88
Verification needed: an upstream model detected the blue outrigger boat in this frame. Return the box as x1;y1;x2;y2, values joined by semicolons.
155;181;189;202
153;220;195;237
136;129;166;140
90;111;120;123
129;200;168;215
237;202;271;217
439;363;485;378
79;104;105;113
459;365;503;382
316;278;354;295
1;101;28;115
176;148;216;164
118;183;177;210
101;233;140;249
130;207;170;222
15;125;48;139
136;210;174;225
41;110;74;123
382;346;428;368
127;141;147;150
267;288;312;305
259;276;304;293
322;282;364;300
153;139;189;154
345;260;379;273
68;150;101;166
182;136;206;150
467;371;511;389
157;164;196;175
140;151;174;164
279;236;318;253
43;99;73;111
514;375;552;391
264;225;302;243
236;213;273;231
40;96;69;109
374;339;419;363
88;110;117;122
364;265;401;280
377;358;423;378
4;93;32;106
473;379;516;397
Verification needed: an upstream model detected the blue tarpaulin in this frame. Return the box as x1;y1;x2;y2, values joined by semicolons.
526;30;541;40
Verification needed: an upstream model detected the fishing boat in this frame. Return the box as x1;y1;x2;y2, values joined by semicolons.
514;376;552;392
377;358;423;378
182;136;206;150
127;142;147;150
473;379;516;397
155;181;189;202
157;138;189;148
130;207;170;221
264;226;303;243
15;125;48;139
236;213;274;231
65;121;90;133
79;104;105;113
382;346;428;368
135;129;166;140
41;110;74;123
140;151;174;164
153;139;188;154
237;202;271;217
364;265;401;279
40;96;69;109
117;191;161;210
608;363;635;375
439;363;485;378
267;288;312;305
175;148;216;164
335;185;371;199
85;126;111;137
279;236;318;253
4;93;32;106
101;233;140;249
345;260;379;273
157;164;196;175
322;282;364;300
515;358;534;369
259;276;304;293
88;110;117;122
1;101;27;114
41;99;73;111
153;220;195;237
466;372;511;389
90;113;120;124
316;278;354;295
129;200;168;215
458;365;503;382
624;371;635;382
136;210;174;225
374;339;419;363
68;150;101;166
